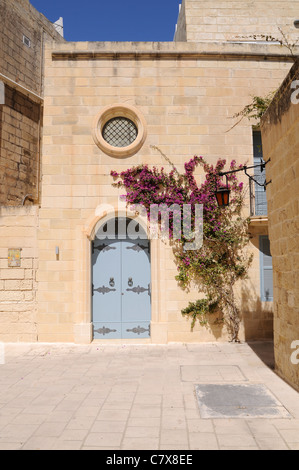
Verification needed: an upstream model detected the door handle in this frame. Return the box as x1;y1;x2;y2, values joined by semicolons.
128;277;133;287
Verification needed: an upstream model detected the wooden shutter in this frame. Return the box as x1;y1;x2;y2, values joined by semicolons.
259;235;273;301
253;131;268;216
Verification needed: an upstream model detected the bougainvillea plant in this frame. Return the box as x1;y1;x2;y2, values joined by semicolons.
111;151;252;342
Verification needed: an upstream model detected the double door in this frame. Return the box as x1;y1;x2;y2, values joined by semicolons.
92;237;151;339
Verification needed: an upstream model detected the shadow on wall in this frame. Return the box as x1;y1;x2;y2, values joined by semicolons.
240;278;275;369
206;280;274;344
0;103;2;153
240;232;274;343
181;298;225;341
241;281;274;342
177;232;274;344
0;105;3;202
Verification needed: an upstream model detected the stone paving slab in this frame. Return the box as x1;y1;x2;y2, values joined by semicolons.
181;365;247;382
0;341;299;450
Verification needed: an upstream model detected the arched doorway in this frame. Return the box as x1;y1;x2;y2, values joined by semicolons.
91;217;151;339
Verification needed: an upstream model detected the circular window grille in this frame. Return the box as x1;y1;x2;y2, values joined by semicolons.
102;117;138;148
92;104;147;158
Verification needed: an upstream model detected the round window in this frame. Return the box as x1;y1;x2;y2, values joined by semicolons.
92;104;147;158
102;117;138;148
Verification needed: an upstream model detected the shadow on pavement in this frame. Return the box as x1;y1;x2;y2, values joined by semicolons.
247;340;275;370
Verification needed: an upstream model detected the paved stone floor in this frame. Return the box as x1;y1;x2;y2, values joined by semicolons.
0;341;299;450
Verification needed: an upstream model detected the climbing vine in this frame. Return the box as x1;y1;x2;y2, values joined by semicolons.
226;91;276;132
237;27;299;62
227;28;299;132
111;152;252;342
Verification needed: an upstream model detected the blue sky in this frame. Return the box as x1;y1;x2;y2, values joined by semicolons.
30;0;182;42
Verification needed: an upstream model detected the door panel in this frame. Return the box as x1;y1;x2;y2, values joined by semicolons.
93;322;122;339
122;322;151;339
121;240;151;326
92;239;122;337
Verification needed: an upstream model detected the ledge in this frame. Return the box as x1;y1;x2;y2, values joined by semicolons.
50;41;298;63
0;72;43;103
249;216;268;226
52;50;295;62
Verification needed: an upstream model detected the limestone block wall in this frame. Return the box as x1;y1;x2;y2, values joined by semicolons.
0;0;64;205
261;60;299;392
0;86;40;205
0;206;38;341
36;41;294;343
174;0;299;44
0;0;64;94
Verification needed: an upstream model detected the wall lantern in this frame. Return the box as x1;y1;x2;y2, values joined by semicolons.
215;158;271;208
215;186;231;207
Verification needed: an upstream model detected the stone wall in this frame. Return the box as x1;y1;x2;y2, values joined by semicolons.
1;1;298;346
0;206;39;341
261;60;299;392
0;0;64;93
0;85;40;205
0;0;64;205
36;40;293;343
0;0;63;340
174;0;299;43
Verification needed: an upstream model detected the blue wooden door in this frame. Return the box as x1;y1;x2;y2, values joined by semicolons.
92;219;151;339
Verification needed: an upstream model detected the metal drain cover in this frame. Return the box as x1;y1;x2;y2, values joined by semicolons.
195;384;291;418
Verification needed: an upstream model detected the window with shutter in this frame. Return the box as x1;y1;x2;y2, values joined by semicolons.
253;130;268;215
259;235;273;301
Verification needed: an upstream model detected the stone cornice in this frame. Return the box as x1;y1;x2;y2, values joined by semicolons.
50;41;298;63
52;50;295;62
